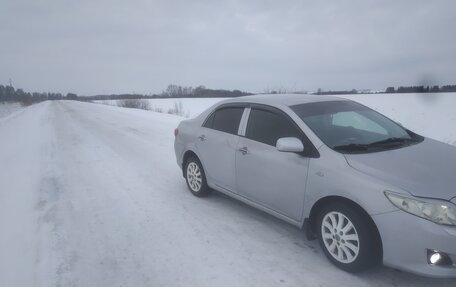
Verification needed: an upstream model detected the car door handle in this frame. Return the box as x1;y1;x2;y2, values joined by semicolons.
238;147;249;155
198;134;206;141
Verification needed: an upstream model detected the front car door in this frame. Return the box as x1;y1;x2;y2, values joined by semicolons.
196;105;246;192
235;105;314;221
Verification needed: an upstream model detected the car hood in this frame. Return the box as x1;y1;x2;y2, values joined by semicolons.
345;138;456;201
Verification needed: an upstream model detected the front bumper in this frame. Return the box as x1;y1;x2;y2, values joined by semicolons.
373;210;456;278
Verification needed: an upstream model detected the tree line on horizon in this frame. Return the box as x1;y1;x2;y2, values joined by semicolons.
384;85;456;94
1;83;455;105
0;84;77;105
92;84;252;100
0;83;253;104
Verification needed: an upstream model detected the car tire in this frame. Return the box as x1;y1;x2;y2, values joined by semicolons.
316;202;381;273
184;157;211;197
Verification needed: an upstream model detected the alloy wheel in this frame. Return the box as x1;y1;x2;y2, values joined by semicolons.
186;162;202;192
321;211;360;263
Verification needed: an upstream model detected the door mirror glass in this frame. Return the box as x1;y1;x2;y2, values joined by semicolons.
276;137;304;152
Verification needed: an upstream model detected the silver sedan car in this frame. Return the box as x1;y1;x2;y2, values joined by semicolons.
174;94;456;277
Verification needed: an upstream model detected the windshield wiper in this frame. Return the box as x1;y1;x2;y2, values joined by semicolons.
368;137;419;146
333;143;369;152
333;137;419;153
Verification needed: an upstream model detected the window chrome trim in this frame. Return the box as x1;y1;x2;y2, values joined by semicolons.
237;107;251;136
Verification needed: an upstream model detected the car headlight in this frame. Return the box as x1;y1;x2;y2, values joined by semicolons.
385;191;456;226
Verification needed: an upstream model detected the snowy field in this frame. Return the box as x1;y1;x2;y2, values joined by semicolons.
342;93;456;146
97;97;228;118
1;98;456;287
98;92;456;145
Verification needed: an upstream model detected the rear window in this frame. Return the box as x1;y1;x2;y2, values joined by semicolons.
204;107;244;135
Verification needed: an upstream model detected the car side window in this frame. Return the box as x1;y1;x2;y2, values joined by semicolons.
246;108;302;146
203;112;215;128
204;107;244;135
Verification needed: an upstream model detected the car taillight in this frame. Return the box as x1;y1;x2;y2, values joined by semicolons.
174;128;179;137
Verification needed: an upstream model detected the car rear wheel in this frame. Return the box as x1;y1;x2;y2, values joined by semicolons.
317;202;381;272
184;157;211;197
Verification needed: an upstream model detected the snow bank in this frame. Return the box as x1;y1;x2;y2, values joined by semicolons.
0;102;23;119
95;98;228;118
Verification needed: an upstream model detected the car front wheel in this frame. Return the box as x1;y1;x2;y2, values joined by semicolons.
317;202;381;272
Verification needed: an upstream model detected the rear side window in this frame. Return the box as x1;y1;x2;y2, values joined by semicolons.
204;107;244;135
203;112;215;128
246;109;302;146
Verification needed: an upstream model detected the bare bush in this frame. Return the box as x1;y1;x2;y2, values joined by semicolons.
153;107;163;113
139;100;151;110
114;99;188;117
117;99;150;110
167;100;184;116
100;100;114;106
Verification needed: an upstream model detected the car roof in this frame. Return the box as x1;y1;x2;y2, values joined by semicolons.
220;93;349;107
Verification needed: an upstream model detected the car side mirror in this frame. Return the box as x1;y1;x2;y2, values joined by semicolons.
276;137;304;153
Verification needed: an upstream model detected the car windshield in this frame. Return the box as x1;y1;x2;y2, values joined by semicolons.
291;100;423;153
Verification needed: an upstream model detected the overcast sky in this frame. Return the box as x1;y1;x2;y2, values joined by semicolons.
1;0;455;95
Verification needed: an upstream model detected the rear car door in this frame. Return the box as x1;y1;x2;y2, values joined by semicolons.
196;105;246;192
235;106;312;221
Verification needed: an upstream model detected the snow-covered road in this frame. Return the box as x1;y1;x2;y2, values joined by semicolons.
1;101;455;287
